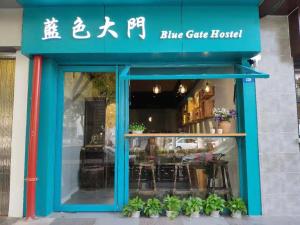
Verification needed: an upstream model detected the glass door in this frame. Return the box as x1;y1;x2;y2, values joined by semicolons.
55;68;120;211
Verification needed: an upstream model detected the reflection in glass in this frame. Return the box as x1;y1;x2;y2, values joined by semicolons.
61;72;116;205
129;137;239;200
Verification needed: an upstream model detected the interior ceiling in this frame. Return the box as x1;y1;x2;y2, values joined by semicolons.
130;80;197;93
259;0;299;17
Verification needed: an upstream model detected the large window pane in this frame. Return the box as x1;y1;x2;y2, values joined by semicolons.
61;72;116;205
129;137;239;199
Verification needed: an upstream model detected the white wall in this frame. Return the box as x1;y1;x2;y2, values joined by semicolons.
0;9;22;47
8;52;29;217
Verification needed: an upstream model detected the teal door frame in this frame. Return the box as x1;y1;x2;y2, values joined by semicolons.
50;63;262;214
121;64;263;215
54;65;123;212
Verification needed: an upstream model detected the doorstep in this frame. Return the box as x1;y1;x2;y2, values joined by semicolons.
5;213;300;225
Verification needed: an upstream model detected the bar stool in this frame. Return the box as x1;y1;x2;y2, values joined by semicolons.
137;161;157;194
207;160;233;200
173;162;192;194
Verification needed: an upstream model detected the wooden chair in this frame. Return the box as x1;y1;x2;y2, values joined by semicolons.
207;160;233;200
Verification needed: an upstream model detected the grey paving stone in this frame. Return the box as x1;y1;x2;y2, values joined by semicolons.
13;218;54;225
49;218;95;225
225;216;300;225
0;217;19;225
139;216;183;225
94;215;139;225
182;216;228;225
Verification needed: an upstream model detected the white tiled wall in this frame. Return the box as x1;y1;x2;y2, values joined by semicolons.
257;16;300;216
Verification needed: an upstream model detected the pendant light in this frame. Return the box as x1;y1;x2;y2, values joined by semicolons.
178;83;187;94
153;84;162;94
205;82;210;93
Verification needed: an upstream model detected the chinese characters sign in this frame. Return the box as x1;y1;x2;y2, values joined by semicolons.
42;16;146;40
22;5;260;54
41;16;243;41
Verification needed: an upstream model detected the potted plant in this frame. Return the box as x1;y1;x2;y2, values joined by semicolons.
226;198;247;219
182;197;204;218
213;107;236;133
122;196;145;218
129;122;146;134
204;194;225;218
163;195;181;219
143;198;163;218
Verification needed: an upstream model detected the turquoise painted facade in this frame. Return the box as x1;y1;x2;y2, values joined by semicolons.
18;0;266;217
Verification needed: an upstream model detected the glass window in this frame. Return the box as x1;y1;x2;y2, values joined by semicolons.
61;72;116;205
129;137;239;199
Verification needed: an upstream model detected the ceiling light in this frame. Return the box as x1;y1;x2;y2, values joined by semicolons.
205;82;210;93
152;84;162;94
178;84;187;94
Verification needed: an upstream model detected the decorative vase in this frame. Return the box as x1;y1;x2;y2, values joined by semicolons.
131;211;140;218
232;211;242;219
210;210;220;218
132;130;143;134
150;214;159;218
218;121;231;133
190;211;200;218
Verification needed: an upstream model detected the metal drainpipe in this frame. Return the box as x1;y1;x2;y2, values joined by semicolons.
26;55;42;219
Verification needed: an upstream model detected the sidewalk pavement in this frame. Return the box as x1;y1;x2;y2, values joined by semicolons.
1;213;300;225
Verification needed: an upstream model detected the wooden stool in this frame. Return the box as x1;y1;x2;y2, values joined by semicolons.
173;163;192;194
137;162;157;194
207;160;233;200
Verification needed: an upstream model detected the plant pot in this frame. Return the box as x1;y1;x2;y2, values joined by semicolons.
217;128;223;134
210;210;220;218
132;130;143;134
218;121;231;133
131;211;141;218
231;211;242;219
150;214;159;218
166;210;177;218
190;211;200;218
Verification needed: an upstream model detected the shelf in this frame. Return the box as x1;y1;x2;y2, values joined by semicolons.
125;133;246;138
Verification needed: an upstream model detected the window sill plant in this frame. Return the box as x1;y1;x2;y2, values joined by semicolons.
122;197;145;218
213;107;236;133
163;195;181;219
182;197;204;218
204;194;225;218
129;122;146;134
143;198;163;218
226;198;247;219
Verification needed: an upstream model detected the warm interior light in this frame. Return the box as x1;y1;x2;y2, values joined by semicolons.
153;84;162;94
148;116;152;122
178;84;187;94
205;82;210;93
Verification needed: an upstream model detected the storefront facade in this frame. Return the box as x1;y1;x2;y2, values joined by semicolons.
18;0;267;218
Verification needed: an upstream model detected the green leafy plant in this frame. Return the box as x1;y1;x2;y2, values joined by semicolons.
129;122;146;132
226;198;247;214
122;197;145;217
204;194;225;215
163;195;181;219
143;198;163;217
182;197;204;216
